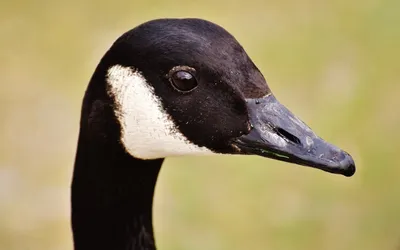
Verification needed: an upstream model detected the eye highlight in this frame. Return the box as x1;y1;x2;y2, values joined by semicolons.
168;67;198;92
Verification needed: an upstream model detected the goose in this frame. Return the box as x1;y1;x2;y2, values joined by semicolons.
72;18;355;250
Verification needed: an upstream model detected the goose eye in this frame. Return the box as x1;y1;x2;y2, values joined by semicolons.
170;71;198;92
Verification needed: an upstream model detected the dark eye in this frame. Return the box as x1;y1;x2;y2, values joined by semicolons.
170;70;198;92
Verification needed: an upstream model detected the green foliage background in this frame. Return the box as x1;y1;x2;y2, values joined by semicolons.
1;0;399;249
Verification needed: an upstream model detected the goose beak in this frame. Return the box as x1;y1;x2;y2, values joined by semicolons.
231;94;355;177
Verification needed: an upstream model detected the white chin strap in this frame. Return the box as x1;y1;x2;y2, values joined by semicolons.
106;65;214;159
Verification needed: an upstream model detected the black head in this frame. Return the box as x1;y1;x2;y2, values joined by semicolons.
87;18;355;176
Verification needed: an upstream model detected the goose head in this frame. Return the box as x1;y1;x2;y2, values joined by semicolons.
73;18;356;250
91;18;355;176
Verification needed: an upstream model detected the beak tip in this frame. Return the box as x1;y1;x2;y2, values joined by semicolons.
339;153;356;177
342;164;356;177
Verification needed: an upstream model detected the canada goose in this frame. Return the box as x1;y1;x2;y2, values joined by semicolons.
72;18;355;250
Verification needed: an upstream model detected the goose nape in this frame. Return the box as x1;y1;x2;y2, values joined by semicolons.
72;18;355;250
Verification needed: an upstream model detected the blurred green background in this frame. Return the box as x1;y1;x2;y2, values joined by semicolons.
1;0;399;249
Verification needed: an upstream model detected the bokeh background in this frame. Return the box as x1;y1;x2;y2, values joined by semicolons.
1;0;399;249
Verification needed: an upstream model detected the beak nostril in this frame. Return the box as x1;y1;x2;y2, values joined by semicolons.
274;127;301;145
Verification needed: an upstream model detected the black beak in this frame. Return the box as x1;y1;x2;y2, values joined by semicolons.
231;94;355;177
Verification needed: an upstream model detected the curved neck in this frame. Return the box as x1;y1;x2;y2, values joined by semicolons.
71;129;163;250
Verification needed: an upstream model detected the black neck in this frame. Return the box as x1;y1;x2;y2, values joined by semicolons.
71;98;163;250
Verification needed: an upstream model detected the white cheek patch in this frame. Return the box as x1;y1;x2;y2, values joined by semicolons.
106;65;214;159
